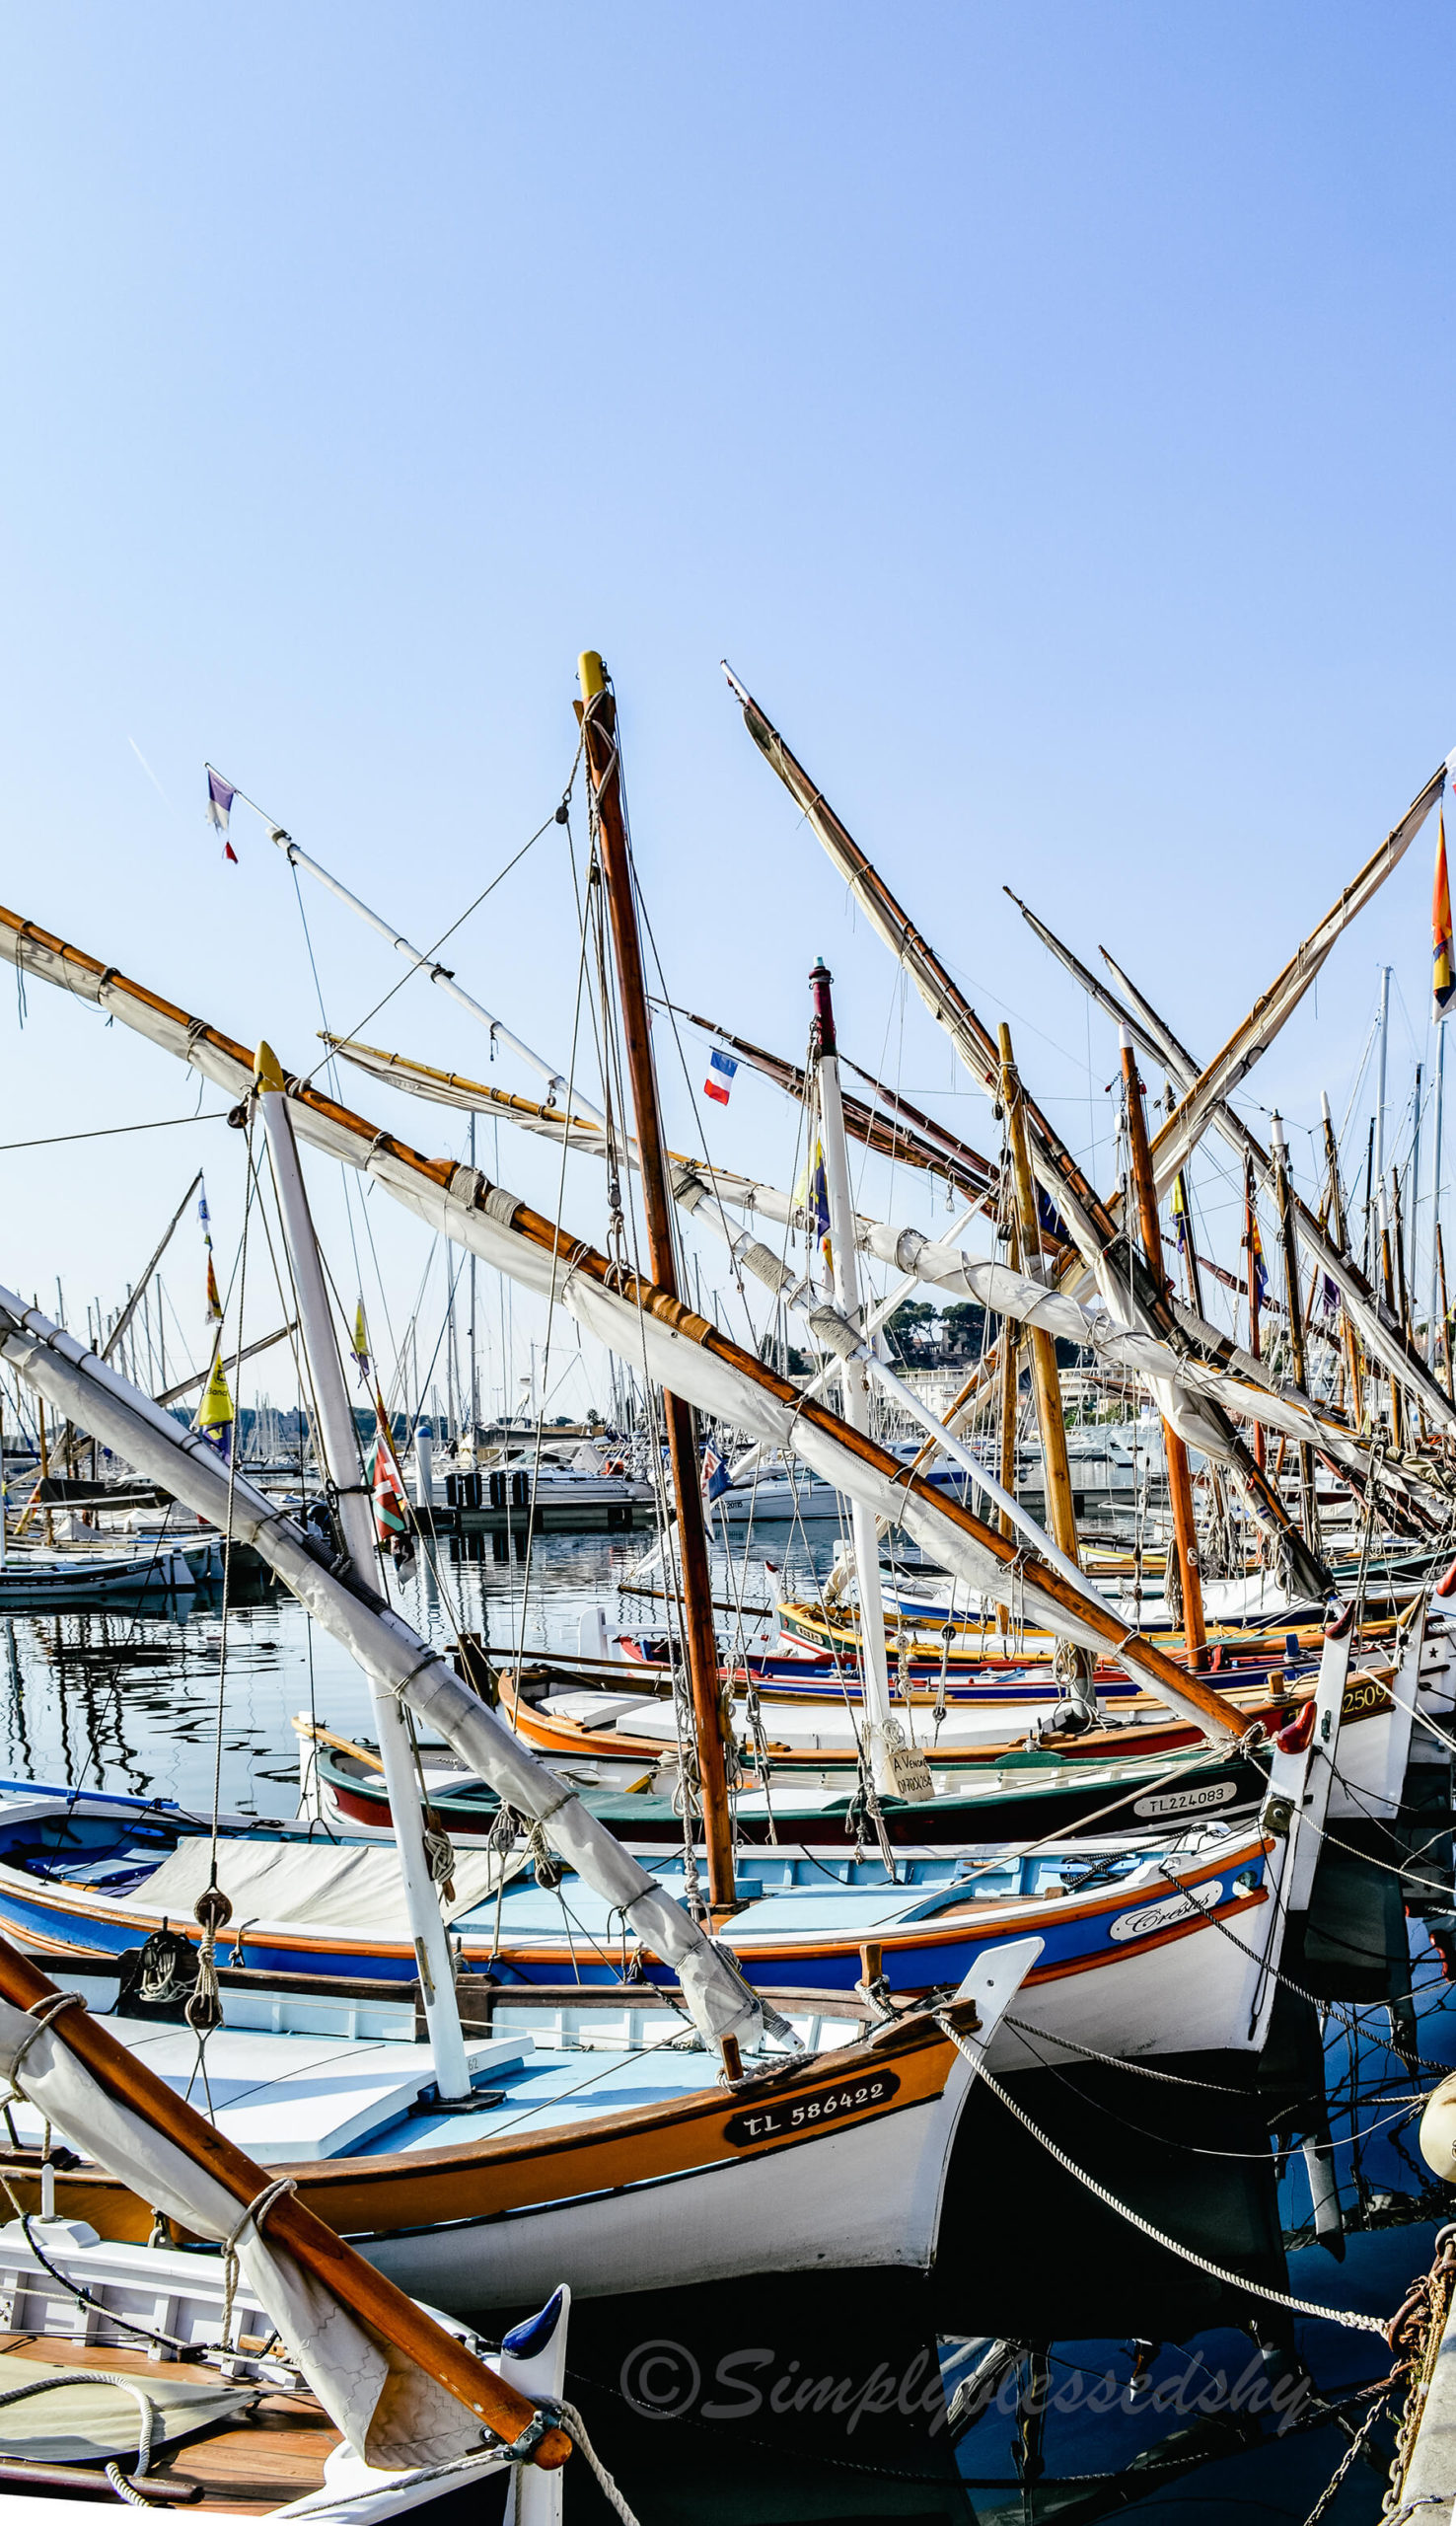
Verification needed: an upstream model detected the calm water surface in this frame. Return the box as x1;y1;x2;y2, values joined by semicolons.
0;1534;1429;2520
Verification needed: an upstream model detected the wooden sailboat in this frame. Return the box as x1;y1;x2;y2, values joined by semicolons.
0;1927;576;2512
0;656;1061;2308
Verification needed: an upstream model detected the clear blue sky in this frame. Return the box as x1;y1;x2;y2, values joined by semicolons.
1;3;1452;1414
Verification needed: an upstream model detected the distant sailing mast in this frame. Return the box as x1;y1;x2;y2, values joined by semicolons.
1270;1111;1318;1553
577;650;741;1942
997;1019;1093;1713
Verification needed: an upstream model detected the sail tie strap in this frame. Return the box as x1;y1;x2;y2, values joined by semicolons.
221;2177;298;2348
4;1989;87;2100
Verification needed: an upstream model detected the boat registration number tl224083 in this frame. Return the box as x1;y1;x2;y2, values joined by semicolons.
723;2070;902;2147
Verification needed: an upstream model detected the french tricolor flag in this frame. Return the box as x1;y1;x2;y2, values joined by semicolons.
703;1047;738;1106
205;768;239;864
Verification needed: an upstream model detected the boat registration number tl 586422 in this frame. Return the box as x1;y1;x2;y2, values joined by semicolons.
723;2070;902;2147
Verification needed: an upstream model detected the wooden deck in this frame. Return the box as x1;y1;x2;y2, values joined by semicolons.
0;2330;336;2510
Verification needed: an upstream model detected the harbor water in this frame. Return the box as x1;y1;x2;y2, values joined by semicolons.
0;1534;1446;2523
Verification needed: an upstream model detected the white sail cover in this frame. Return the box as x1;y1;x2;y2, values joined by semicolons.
328;1031;816;1237
121;1835;524;1934
0;1997;482;2469
1105;943;1456;1441
719;671;1128;1310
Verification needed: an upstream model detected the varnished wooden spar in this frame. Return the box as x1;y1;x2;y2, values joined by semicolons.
1144;759;1451;1195
721;664;1326;1598
0;898;1251;1744
578;650;738;1918
720;663;1116;1256
1013;886;1456;1440
1321;1092;1367;1427
0;1932;571;2470
1122;1029;1207;1671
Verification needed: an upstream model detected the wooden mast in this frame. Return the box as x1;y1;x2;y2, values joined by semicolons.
1121;1029;1206;1670
1380;1197;1407;1449
1244;1158;1266;1472
811;959;928;1798
997;1021;1093;1710
1321;1090;1366;1433
578;651;740;1931
1163;1086;1207;1321
995;1219;1020;1637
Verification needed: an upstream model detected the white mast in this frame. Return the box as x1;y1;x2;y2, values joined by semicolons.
1434;1024;1447;1363
811;960;929;1803
1413;1062;1423;1342
255;1040;473;2104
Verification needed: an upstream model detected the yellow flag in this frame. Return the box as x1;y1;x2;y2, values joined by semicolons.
197;1349;234;1432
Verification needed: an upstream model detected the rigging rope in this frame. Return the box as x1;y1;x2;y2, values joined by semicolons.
933;2011;1386;2337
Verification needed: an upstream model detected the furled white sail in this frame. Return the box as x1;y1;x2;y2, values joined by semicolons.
857;1222;1442;1505
327;1030;818;1237
1006;883;1456;1443
719;667;1122;1304
0;907;1251;1738
1105;943;1456;1440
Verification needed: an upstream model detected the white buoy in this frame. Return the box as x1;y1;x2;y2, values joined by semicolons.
1421;2070;1456;2181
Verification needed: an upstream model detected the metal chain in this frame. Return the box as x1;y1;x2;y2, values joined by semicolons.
1384;2228;1456;2513
1300;2385;1392;2525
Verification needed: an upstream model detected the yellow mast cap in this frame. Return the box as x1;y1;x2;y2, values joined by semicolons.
255;1040;286;1094
577;651;607;704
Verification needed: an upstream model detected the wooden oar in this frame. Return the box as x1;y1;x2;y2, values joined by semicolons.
0;1932;570;2471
